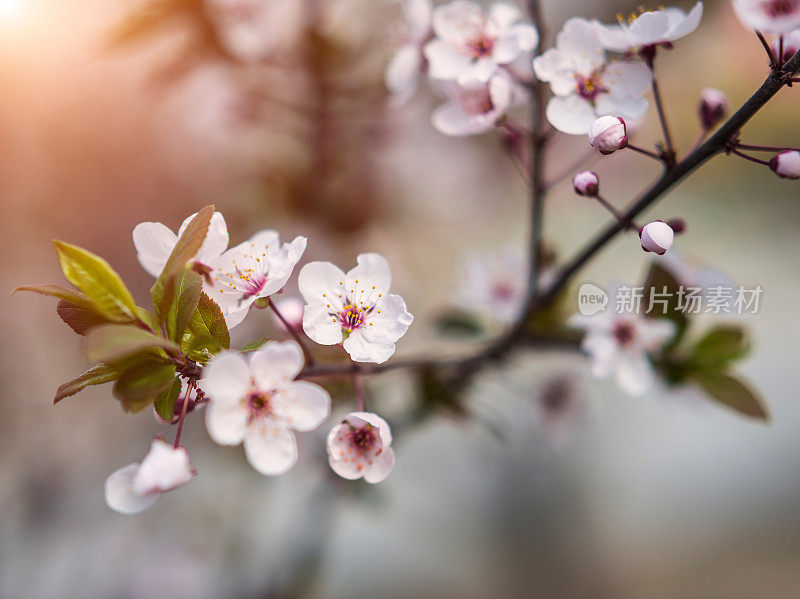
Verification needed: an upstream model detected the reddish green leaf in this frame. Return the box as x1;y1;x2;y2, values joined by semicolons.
54;363;123;404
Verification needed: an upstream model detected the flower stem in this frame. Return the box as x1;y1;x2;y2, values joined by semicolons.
729;148;771;166
353;370;366;412
649;62;676;165
627;143;664;162
735;142;800;152
269;301;316;366
173;381;193;449
779;35;785;68
756;30;778;69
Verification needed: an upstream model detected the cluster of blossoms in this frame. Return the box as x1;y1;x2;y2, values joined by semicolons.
104;211;413;513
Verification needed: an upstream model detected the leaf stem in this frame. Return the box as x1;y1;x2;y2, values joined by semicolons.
649;60;676;165
173;380;193;449
627;143;664;162
729;148;771;166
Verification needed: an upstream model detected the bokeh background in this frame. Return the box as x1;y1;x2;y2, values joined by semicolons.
2;0;800;597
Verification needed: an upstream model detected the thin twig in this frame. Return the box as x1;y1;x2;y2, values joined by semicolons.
173;380;194;449
756;30;778;68
627;143;664;162
734;142;800;152
729;148;771;166
594;194;638;230
270;301;316;366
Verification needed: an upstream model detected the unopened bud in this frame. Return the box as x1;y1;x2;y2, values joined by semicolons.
666;218;687;234
572;171;599;196
639;221;674;255
769;150;800;179
589;116;628;155
772;31;800;63
699;88;728;130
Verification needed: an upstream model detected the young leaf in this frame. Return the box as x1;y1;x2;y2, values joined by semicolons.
151;205;214;322
86;324;179;364
135;307;160;333
689;326;750;370
113;358;177;413
13;284;95;310
52;241;137;321
54;364;123;404
183;292;230;353
166;269;203;343
240;337;272;353
433;310;485;337
642;262;688;350
57;300;111;335
692;371;769;421
154;376;182;421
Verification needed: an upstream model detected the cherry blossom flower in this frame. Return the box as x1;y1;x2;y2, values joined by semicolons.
431;71;517;136
327;412;395;483
272;296;305;332
772;29;800;60
732;0;800;34
298;253;413;364
385;0;433;106
573;171;600;196
592;2;704;53
202;341;331;476
211;231;307;328
424;0;538;86
569;303;675;396
533;18;651;134
639;221;675;255
457;246;525;323
588;116;629;154
769;150;800;178
531;374;588;452
105;438;195;515
699;88;729;129
133;211;229;279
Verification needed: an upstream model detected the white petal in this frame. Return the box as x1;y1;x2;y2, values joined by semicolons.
133;439;195;494
545;95;597;135
364;447;395;483
666;3;703;40
178;211;229;265
592;22;631;52
557;18;605;74
604;61;652;98
132;222;178;278
385;44;422;105
488;2;521;30
638;318;676;350
493;23;538;63
343;329;397;363
626;11;670;44
432;100;495;136
202;351;251;406
302;304;344;345
423;38;473;81
615;351;654;396
432;0;484;44
243;422;298;475
348;411;393;446
205;400;248;446
271;381;331;431
582;333;619;379
364;294;413;341
105;464;160;515
298;261;347;311
250;340;305;385
222;304;249;329
404;0;432;34
532;48;575;96
456;57;498;85
595;95;649;122
345;253;392;306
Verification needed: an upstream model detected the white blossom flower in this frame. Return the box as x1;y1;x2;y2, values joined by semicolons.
431;71;517;136
385;0;433;106
573;171;600;196
202;341;331;476
211;231;307;328
133;211;229;279
770;150;800;178
699;87;729;129
588;116;629;154
272;296;306;332
458;246;525;323
531;374;588;452
772;28;800;60
327;412;395;483
732;0;800;34
533;18;651;134
298;253;413;364
592;2;704;52
639;221;675;255
569;307;675;396
424;0;538;86
105;438;195;515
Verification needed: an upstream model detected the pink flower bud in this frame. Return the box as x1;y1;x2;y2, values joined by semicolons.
572;171;599;196
699;88;728;130
772;31;800;62
769;150;800;179
588;116;628;155
639;221;674;255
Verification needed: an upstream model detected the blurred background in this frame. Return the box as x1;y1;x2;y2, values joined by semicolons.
2;0;800;597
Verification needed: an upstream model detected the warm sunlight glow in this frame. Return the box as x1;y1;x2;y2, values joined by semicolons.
0;0;24;20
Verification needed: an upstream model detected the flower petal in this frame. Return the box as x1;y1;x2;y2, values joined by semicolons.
179;211;229;265
343;329;397;364
364;294;413;341
364;447;395;483
250;340;305;385
202;351;251;406
545;95;597;135
133;439;194;495
345;253;392;306
243;422;298;475
271;380;331;431
298;261;347;311
105;464;160;515
385;44;422;105
423;38;473;81
615;351;654;396
132;222;178;278
302;304;344;345
205;400;248;446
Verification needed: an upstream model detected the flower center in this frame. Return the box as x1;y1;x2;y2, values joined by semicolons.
339;304;366;331
491;281;516;302
246;391;272;422
765;0;799;17
349;425;377;452
575;72;607;101
612;321;636;347
459;87;494;115
467;35;494;58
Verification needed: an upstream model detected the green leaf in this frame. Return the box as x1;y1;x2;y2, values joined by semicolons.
57;300;111;335
183;291;230;354
240;337;272;353
13;284;95;310
52;241;137;321
86;324;179;365
692;371;768;421
135;307;160;333
642;262;687;350
689;326;750;370
433;310;485;337
113;358;177;413
151;205;214;323
166;269;203;343
54;364;123;404
154;376;182;421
